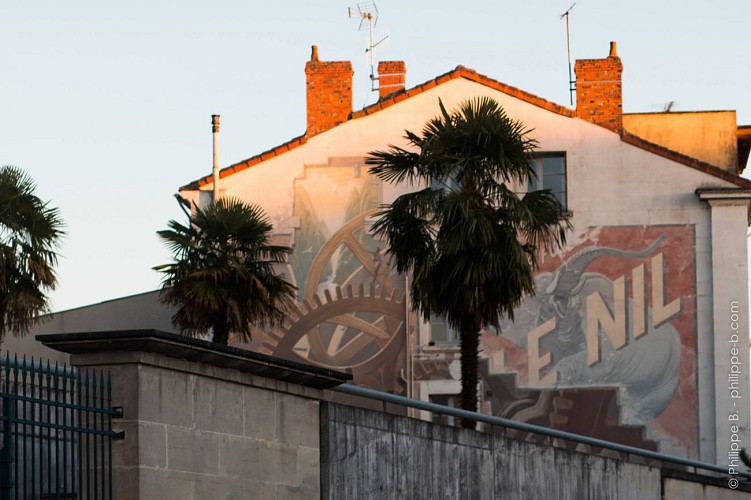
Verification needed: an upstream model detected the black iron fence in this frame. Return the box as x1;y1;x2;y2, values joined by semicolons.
0;355;119;500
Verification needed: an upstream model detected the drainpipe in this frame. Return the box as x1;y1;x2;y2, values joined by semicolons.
212;114;220;202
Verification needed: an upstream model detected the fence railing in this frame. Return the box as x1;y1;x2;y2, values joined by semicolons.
332;383;751;481
0;355;120;500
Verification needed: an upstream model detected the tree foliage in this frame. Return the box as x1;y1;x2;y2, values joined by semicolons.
368;97;570;425
155;197;296;345
0;166;64;341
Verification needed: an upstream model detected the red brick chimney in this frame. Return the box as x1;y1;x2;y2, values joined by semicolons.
574;41;623;134
377;61;406;100
305;45;354;137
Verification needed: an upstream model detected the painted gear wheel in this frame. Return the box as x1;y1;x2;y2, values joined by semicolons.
261;283;406;379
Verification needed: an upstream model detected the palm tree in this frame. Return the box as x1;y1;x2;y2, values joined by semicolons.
0;166;64;343
155;197;296;345
368;97;570;428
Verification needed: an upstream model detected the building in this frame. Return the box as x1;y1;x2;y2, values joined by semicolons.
9;42;749;466
176;41;751;464
4;290;179;363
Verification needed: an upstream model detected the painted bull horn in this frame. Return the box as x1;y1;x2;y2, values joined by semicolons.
545;234;668;296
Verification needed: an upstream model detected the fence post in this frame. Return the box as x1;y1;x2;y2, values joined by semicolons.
0;361;13;500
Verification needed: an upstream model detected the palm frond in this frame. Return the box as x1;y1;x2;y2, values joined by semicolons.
0;166;65;339
155;196;297;343
366;98;570;418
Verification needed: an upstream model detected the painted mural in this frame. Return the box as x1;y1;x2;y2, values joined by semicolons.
483;225;697;456
257;164;697;456
260;163;408;394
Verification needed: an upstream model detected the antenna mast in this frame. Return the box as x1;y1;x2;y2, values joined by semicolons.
560;3;576;106
348;1;389;91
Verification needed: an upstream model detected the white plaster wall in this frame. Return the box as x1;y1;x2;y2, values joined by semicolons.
705;200;751;465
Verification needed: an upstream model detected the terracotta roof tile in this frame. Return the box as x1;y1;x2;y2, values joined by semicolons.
622;132;751;189
180;133;307;190
435;74;452;85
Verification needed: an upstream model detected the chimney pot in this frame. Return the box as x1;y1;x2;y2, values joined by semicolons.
311;45;319;62
609;41;618;57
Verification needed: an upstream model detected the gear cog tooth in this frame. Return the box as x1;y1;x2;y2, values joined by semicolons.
301;299;314;313
336;286;344;300
324;288;333;303
358;282;365;297
345;284;354;298
289;303;304;320
265;330;283;341
313;294;323;307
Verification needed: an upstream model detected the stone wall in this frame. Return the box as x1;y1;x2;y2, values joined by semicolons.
39;330;350;500
38;330;751;499
321;402;751;500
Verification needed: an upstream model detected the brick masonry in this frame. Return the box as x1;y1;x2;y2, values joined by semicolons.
377;61;406;100
305;45;353;137
575;41;624;134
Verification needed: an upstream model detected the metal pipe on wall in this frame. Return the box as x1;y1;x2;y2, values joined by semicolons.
212;114;220;202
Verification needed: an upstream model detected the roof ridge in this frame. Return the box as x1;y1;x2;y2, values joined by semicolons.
351;65;576;120
180;66;750;191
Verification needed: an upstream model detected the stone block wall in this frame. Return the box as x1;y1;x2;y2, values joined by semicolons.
39;330;350;500
111;358;319;499
321;402;751;500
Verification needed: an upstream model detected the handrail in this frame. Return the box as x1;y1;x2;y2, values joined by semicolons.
332;383;751;480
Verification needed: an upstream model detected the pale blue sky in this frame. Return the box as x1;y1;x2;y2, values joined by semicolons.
2;1;749;312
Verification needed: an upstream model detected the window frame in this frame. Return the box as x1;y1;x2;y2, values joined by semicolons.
528;153;568;210
429;316;460;345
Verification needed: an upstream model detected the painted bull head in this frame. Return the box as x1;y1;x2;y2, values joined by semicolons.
535;234;667;360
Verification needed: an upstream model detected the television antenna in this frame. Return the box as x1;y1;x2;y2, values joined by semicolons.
560;3;576;106
348;2;389;91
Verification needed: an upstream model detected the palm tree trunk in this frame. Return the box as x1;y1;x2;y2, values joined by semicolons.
212;321;230;345
459;316;482;429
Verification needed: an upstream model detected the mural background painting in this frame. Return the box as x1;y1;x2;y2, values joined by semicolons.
484;225;696;456
261;163;408;394
258;164;697;457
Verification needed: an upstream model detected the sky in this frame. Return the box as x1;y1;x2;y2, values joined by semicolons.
1;1;750;312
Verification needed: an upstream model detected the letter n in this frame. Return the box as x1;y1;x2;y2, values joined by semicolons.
587;276;626;366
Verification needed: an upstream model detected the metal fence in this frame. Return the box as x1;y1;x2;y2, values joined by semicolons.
0;355;119;500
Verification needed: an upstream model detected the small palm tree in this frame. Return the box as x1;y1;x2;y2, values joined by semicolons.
155;197;296;345
368;97;570;427
0;166;64;343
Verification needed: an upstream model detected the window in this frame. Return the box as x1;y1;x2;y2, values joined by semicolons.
429;175;459;192
430;317;459;344
429;394;460;426
529;155;567;209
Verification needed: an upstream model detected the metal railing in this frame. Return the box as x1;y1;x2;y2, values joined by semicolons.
0;355;119;500
332;383;751;480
